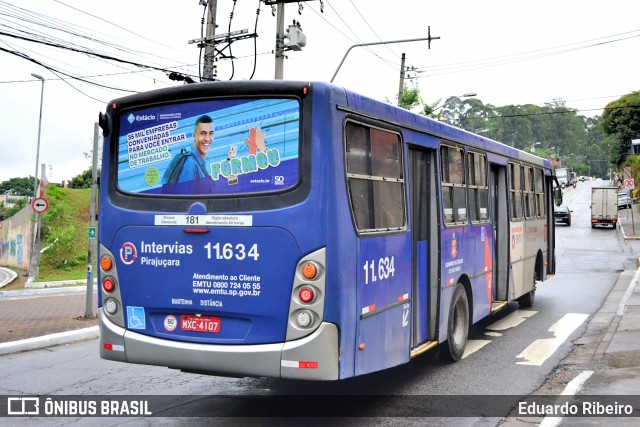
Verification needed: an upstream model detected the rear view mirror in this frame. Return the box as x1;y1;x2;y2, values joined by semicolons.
553;185;563;206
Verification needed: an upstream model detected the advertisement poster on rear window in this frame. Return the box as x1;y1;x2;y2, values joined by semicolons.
116;98;300;195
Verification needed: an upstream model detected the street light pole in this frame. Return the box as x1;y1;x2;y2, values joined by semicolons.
28;73;44;278
527;141;541;153
30;73;44;200
330;34;440;83
436;92;477;121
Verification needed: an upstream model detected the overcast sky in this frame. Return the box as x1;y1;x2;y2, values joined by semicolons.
0;0;638;183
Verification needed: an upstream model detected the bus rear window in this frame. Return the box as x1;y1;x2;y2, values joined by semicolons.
116;98;300;196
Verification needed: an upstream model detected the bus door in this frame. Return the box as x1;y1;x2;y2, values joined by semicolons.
490;163;509;303
409;147;439;348
546;175;557;276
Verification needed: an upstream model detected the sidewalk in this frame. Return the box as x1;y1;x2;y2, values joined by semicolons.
0;274;99;355
504;196;640;424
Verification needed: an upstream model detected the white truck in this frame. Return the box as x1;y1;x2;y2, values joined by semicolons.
555;167;569;188
591;186;618;229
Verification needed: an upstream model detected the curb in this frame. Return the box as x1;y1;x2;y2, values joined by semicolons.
0;267;18;289
0;326;99;356
25;278;98;289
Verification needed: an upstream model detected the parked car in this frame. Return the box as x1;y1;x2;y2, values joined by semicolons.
617;192;631;209
554;205;572;226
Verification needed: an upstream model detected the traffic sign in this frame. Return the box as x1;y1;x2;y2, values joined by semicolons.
624;178;635;189
31;197;48;213
89;227;96;240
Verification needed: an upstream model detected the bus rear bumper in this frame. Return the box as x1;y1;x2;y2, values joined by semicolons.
99;309;339;380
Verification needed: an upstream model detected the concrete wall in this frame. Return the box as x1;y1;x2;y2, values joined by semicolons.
0;205;34;270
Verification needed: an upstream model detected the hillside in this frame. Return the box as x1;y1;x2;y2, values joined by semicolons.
39;185;93;281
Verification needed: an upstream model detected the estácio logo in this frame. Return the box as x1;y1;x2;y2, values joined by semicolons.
120;242;138;265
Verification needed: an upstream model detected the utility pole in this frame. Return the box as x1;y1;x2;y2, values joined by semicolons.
190;1;257;81
274;2;286;79
202;0;217;81
398;53;406;106
267;0;314;79
85;122;99;318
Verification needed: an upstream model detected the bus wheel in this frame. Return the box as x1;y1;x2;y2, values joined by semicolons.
441;283;469;362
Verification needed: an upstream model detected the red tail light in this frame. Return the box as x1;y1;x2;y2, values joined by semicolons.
103;278;115;293
299;287;314;303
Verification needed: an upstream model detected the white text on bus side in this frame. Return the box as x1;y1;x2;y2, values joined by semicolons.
362;256;395;285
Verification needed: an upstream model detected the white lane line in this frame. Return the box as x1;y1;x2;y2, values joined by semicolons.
462;340;491;359
516;313;589;366
487;310;537;331
538;371;594;427
463;310;539;358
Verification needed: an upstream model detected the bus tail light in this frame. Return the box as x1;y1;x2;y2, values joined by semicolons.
103;277;116;293
298;286;315;303
295;310;314;328
301;262;318;279
286;248;327;341
104;298;119;315
100;256;113;272
99;245;125;328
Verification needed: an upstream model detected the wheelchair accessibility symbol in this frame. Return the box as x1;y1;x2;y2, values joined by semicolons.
127;306;146;330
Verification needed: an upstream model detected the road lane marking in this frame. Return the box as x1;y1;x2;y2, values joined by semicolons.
516;313;589;366
538;371;594;427
462;340;491;359
464;310;539;358
487;310;537;331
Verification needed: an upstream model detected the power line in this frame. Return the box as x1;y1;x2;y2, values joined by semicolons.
415;29;640;77
0;0;196;73
307;1;399;73
0;30;194;78
0;45;138;94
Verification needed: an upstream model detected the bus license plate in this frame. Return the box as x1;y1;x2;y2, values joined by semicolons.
180;315;221;333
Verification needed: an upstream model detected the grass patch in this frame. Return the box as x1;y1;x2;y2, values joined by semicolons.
37;185;94;282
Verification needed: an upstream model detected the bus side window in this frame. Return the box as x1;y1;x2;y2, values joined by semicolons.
535;168;546;217
524;166;535;219
441;145;467;226
345;122;406;232
443;187;454;224
509;162;524;220
467;152;489;223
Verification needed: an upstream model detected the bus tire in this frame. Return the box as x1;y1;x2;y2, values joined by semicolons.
441;283;469;362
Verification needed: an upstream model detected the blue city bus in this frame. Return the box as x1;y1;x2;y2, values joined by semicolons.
97;80;557;380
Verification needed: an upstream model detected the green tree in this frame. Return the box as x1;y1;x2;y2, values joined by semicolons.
0;177;35;196
4;197;28;218
601;91;640;166
398;86;421;111
68;168;93;189
396;85;440;116
395;88;611;177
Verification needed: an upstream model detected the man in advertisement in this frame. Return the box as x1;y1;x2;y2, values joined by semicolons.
161;114;216;193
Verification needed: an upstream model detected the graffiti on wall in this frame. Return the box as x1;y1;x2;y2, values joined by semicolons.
0;205;33;270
